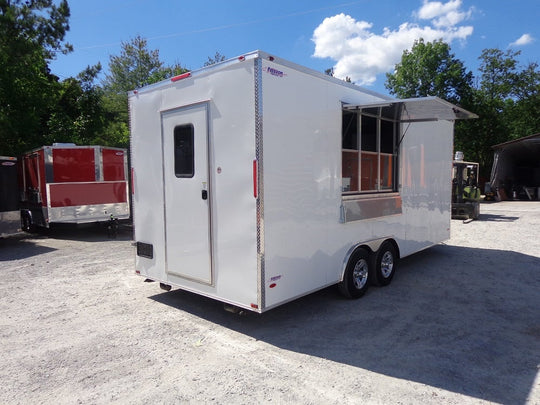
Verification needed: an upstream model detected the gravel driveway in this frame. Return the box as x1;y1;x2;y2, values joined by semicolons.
1;201;539;404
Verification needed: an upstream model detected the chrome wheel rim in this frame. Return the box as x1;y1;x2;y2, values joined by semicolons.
380;251;394;278
352;259;369;289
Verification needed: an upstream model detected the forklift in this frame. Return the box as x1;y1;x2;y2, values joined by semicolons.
452;153;481;220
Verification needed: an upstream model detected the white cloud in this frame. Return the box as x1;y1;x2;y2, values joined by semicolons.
312;1;474;86
416;0;472;28
510;33;534;47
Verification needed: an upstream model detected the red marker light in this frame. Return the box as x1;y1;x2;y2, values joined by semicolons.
171;72;191;82
269;283;276;289
238;55;246;62
250;303;259;309
253;160;258;198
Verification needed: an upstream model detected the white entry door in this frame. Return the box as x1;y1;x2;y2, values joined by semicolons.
161;103;212;284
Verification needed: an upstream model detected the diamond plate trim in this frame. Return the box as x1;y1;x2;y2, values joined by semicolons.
255;57;265;310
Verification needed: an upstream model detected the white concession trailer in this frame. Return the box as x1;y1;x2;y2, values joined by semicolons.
129;50;476;313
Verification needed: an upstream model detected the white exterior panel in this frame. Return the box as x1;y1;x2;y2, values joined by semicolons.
130;58;259;309
399;120;453;257
260;60;397;308
259;58;455;309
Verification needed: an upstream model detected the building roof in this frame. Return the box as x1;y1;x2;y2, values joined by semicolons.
492;133;540;150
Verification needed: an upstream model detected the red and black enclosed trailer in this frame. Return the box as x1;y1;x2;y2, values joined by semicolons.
19;144;130;231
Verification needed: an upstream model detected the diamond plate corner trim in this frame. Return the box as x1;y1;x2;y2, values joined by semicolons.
254;57;265;310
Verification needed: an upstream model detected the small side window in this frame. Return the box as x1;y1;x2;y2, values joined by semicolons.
174;124;194;178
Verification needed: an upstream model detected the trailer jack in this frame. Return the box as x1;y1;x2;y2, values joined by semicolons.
159;283;172;291
223;304;246;315
107;214;119;239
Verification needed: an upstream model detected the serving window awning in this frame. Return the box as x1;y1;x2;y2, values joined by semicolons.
343;96;477;122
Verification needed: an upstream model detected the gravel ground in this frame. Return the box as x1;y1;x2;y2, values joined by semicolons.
0;201;539;405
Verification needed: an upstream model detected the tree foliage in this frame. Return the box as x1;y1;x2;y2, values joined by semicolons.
104;36;166;94
203;51;226;67
0;0;71;155
387;40;539;180
2;0;537;186
100;36;188;148
385;39;473;104
456;49;540;177
46;64;105;146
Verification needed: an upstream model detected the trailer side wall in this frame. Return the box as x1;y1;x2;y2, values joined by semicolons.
259;60;453;309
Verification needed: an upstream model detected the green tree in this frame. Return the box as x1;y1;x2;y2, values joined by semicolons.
47;64;105;145
386;41;539;181
456;49;540;178
385;39;473;105
204;51;226;67
505;60;540;139
103;36;167;93
100;36;187;147
0;0;71;155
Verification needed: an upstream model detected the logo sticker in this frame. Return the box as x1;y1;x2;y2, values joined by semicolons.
264;66;286;78
268;275;282;289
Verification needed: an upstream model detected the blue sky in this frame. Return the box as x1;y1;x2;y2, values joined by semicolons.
50;0;539;95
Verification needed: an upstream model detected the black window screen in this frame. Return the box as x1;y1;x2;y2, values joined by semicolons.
361;115;377;152
342;111;358;150
174;124;194;178
380;120;395;154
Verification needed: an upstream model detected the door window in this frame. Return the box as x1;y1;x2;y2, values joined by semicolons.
174;124;194;178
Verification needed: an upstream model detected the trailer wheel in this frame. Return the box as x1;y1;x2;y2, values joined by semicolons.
339;247;370;299
370;241;398;286
21;212;35;233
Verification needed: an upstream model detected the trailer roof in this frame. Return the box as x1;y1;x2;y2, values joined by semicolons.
343;96;477;122
129;50;392;101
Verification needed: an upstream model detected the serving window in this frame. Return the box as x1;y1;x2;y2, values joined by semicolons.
339;97;477;222
341;107;398;195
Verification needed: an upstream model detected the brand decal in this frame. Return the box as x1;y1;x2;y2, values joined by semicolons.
264;66;286;78
115;152;124;156
2;162;15;166
268;275;282;289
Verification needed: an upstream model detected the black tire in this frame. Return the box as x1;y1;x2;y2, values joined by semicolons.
21;212;35;233
338;248;371;299
370;241;398;286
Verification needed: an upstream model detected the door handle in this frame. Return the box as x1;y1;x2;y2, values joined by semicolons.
201;190;208;200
